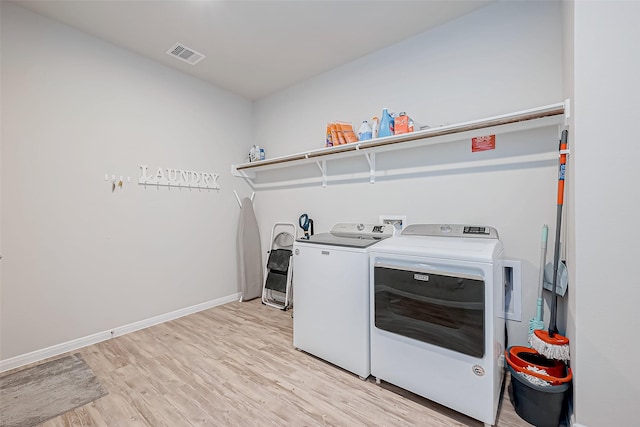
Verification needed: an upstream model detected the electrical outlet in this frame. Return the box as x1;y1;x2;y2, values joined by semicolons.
502;259;521;321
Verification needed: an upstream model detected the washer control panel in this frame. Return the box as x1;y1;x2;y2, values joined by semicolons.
330;223;394;239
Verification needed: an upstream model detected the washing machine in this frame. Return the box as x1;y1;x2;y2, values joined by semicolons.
369;224;504;427
293;223;393;379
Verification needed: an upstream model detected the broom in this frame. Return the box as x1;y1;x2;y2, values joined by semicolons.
528;224;548;335
529;129;571;361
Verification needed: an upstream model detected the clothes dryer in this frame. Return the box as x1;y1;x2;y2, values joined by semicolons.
370;224;504;426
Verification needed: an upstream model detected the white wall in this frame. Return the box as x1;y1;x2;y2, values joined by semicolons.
562;0;578;422
572;1;640;425
252;1;565;348
0;3;253;361
255;1;563;159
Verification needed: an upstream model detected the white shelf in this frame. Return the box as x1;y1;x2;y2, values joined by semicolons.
232;101;567;188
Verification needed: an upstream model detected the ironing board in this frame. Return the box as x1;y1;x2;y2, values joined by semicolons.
237;197;263;301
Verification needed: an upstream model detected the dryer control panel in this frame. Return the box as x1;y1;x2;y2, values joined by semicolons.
402;224;499;239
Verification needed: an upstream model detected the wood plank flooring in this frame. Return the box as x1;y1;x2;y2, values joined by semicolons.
18;299;531;426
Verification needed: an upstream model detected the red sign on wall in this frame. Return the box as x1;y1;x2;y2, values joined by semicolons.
471;135;496;152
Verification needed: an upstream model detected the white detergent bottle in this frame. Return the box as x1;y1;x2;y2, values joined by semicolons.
358;121;373;141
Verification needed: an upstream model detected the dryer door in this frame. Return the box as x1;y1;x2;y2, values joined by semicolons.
373;262;485;358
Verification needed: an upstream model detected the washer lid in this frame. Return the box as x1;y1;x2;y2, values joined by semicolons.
296;223;393;249
297;233;387;249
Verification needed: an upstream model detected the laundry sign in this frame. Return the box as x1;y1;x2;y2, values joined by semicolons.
471;134;496;152
138;165;220;189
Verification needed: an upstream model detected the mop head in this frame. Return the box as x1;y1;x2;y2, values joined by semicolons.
528;329;570;361
519;366;552;387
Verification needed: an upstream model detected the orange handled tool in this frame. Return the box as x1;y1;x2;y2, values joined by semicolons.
549;129;568;338
529;130;571;361
557;133;568;206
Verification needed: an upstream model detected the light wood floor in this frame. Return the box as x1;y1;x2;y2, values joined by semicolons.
25;299;531;426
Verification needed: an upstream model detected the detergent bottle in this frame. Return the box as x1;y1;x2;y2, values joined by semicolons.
357;121;373;141
378;108;394;138
371;116;379;139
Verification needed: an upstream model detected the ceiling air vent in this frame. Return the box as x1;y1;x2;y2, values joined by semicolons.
166;42;205;65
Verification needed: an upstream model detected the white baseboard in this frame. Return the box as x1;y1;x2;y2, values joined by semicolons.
0;292;241;373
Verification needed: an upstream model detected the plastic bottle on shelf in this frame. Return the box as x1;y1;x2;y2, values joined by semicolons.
358;121;373;141
378;108;394;138
371;117;379;139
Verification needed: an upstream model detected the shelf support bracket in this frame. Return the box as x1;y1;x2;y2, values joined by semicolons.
364;152;376;183
316;160;327;188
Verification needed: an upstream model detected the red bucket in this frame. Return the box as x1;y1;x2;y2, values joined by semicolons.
508;346;565;378
505;349;572;385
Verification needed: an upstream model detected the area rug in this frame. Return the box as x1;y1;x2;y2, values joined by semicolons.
0;353;108;427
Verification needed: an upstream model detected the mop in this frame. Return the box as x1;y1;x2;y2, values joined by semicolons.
529;130;571;361
528;224;548;335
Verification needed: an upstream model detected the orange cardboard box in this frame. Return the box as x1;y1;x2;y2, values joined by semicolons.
331;123;346;145
325;123;333;147
394;115;409;135
339;122;358;143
